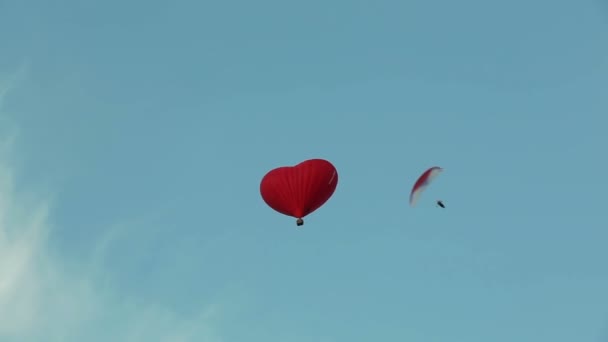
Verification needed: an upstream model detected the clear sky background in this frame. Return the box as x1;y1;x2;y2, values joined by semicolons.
1;0;607;341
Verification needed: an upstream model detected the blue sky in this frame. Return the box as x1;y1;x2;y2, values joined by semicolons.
1;0;607;341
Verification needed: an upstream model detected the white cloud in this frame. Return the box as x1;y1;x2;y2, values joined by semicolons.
0;62;28;109
0;67;225;342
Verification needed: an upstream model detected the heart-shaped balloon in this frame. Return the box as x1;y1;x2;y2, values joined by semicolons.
260;158;338;226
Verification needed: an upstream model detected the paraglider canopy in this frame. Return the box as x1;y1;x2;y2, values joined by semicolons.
260;158;338;226
410;166;443;207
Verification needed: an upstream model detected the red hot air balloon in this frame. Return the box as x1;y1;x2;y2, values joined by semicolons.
409;166;443;207
260;158;338;226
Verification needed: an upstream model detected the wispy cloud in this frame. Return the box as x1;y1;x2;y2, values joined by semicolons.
0;66;225;342
0;62;28;109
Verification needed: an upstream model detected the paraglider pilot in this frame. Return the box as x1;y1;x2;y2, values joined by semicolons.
296;218;304;226
436;200;445;208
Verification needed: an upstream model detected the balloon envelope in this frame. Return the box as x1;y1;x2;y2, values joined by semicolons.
409;166;443;206
260;158;338;225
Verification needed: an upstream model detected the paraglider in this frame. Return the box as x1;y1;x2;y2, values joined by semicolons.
409;166;443;207
260;158;338;226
